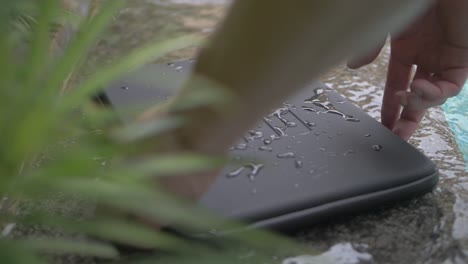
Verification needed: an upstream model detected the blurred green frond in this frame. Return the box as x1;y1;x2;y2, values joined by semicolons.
0;0;314;263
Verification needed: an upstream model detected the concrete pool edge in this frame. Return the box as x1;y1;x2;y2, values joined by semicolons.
442;83;468;172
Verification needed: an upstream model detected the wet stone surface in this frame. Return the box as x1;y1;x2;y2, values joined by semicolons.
319;47;468;263
52;0;468;263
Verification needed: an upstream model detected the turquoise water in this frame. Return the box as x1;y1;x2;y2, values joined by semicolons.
443;82;468;171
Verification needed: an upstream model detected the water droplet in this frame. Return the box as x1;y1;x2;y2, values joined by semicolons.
259;146;273;152
257;124;263;128
328;135;333;139
247;130;263;140
120;86;129;90
277;152;295;159
372;144;383;151
309;169;316;174
345;116;360;122
235;143;248;150
302;106;317;113
337;132;343;136
314;132;321;136
226;167;244;178
175;66;183;70
226;163;264;180
286;121;297;127
319;147;326;151
246;163;264;181
270;135;281;140
167;62;175;67
287;145;292;149
295;160;303;168
364;134;371;138
273;126;287;136
337;100;345;104
271;107;294;126
306;121;316;127
344;149;356;155
263;139;272;145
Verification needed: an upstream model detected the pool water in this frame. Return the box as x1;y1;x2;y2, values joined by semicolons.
443;82;468;171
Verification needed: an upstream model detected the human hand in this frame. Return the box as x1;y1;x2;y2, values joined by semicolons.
348;0;468;140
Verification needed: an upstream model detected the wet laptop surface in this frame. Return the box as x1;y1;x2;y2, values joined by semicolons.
101;60;438;230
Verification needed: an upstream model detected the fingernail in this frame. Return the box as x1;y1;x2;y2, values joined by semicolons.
392;127;410;141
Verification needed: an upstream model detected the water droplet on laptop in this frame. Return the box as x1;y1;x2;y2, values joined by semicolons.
274;126;287;136
286;121;297;127
295;160;303;168
246;163;264;181
235;143;248;150
372;144;383;151
270;135;281;140
306;121;316;127
277;152;295;159
344;149;356;156
309;169;316;174
337;100;345;104
175;66;183;70
259;146;273;152
287;145;292;149
364;134;371;138
345;116;360;122
248;130;263;139
120;86;129;90
226;167;244;178
263;139;272;145
319;147;326;151
167;62;175;67
302;106;317;113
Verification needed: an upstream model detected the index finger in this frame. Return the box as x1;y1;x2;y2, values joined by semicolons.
381;54;413;130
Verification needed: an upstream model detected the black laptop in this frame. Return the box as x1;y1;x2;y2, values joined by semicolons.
98;60;438;231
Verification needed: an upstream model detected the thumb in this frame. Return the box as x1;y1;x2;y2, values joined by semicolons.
347;38;386;69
